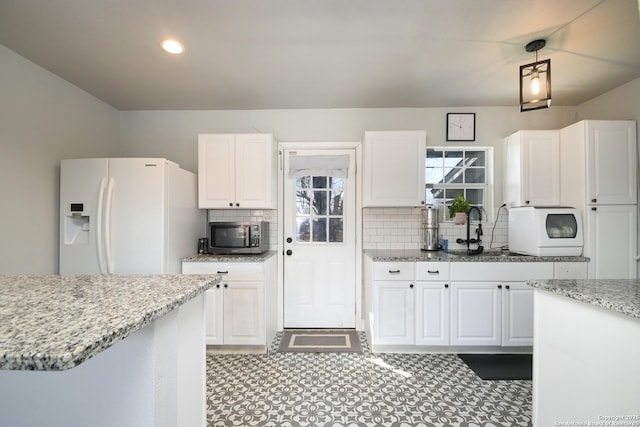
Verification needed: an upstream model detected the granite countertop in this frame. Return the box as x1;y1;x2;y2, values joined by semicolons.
364;249;589;263
183;251;276;263
0;274;219;371
528;279;640;319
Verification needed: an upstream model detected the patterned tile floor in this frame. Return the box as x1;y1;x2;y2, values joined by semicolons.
206;332;532;426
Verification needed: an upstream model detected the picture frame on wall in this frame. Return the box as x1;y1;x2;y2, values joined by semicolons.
446;113;476;141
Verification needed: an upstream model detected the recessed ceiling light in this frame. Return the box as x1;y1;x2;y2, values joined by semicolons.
161;39;184;55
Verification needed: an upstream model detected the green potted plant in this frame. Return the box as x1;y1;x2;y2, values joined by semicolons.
448;193;471;225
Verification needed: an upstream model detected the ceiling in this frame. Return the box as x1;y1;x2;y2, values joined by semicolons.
0;0;639;111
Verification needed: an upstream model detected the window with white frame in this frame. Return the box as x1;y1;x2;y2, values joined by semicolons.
426;147;492;222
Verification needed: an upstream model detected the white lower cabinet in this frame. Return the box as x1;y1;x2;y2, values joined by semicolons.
372;280;415;345
366;258;582;350
501;282;534;346
182;257;276;347
450;281;502;346
415;282;450;346
415;262;450;346
450;262;553;347
370;261;415;345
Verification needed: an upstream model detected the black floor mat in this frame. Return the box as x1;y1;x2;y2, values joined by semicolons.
458;353;532;380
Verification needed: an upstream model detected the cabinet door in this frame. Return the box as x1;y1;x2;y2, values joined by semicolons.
501;282;533;346
372;281;414;345
198;134;235;208
415;282;450;346
586;121;637;205
587;205;638;279
363;131;426;207
504;130;559;207
223;281;265;345
234;134;276;209
205;287;224;345
521;131;560;206
450;282;501;346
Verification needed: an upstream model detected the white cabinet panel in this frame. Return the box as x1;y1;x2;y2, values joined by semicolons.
586;121;637;205
363;131;426;207
501;282;534;346
504;130;560;207
415;282;450;346
223;282;265;345
450;282;502;346
587;205;638;279
205;287;223;345
372;281;415;345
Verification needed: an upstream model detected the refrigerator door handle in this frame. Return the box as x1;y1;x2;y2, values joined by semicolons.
104;177;115;274
96;177;108;274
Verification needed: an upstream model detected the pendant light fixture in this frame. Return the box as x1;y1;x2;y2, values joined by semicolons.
519;39;551;112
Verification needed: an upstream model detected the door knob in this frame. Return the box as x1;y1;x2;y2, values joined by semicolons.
286;237;293;243
286;249;293;256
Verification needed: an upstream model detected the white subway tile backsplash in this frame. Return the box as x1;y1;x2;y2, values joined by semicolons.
362;207;509;250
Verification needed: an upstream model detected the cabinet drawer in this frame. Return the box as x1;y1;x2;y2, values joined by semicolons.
415;262;450;281
373;262;414;281
450;262;553;281
182;262;264;281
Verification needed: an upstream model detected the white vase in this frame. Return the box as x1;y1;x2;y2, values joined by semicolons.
454;212;467;225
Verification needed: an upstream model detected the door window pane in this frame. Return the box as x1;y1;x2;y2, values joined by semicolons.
329;218;343;242
312;219;327;242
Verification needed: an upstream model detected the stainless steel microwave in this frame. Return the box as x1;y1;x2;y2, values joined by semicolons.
206;221;269;254
508;207;583;256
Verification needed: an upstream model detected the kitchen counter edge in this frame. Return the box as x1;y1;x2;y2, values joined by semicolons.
528;279;640;319
183;251;276;263
364;249;589;263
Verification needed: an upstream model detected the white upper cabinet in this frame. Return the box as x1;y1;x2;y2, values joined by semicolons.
560;120;637;207
504;130;560;207
585;121;637;205
363;131;426;207
198;133;276;209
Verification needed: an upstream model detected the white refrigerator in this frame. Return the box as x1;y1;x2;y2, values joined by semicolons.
59;158;204;275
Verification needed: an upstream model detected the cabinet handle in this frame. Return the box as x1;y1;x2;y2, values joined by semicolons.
505;285;510;290
216;284;220;288
592;198;597;203
525;200;530;204
444;284;449;289
498;284;502;289
217;270;229;274
229;203;233;207
591;207;597;211
224;283;228;288
388;269;400;274
427;270;440;274
409;283;414;288
236;203;240;207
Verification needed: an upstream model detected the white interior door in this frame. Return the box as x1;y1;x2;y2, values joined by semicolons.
283;149;356;328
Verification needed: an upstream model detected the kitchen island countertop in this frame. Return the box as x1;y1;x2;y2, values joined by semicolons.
0;274;219;371
364;249;589;263
528;278;640;319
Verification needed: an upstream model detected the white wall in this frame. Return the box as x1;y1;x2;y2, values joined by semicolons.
577;77;640;123
0;45;120;274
